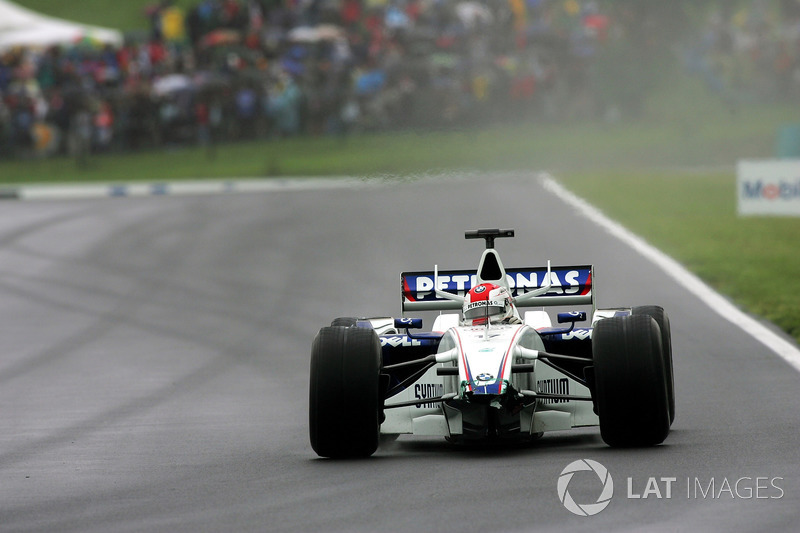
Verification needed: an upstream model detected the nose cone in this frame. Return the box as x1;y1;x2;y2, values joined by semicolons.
458;326;520;395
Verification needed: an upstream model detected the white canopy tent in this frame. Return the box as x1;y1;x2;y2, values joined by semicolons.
0;0;123;51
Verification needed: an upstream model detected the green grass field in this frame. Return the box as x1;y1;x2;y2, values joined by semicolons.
0;88;792;184
5;2;800;344
558;171;800;344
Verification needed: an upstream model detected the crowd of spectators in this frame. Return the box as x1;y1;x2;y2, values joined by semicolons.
684;0;800;103
0;0;618;160
7;1;799;162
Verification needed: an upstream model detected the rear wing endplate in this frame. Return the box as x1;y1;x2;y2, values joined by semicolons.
401;265;593;313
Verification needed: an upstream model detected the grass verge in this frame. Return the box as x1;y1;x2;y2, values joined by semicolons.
558;170;800;344
0;97;793;184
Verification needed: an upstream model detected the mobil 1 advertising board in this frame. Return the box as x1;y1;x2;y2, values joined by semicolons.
737;159;800;216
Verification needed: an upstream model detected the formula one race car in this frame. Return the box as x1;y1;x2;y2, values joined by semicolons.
309;229;674;458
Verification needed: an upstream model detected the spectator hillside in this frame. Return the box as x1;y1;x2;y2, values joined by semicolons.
684;0;800;103
1;0;798;161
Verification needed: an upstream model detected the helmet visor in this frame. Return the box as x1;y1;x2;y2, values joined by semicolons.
464;299;506;321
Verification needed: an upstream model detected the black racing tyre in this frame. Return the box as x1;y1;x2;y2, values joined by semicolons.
632;306;675;425
593;315;670;447
309;326;382;458
330;317;359;327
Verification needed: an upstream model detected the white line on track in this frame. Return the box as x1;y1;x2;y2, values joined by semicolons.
541;173;800;373
2;176;375;201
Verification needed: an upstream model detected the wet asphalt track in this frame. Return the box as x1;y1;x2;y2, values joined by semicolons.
0;173;798;532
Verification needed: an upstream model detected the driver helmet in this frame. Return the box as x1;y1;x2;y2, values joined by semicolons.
462;283;520;326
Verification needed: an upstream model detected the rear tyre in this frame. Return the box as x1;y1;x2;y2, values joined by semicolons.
632;306;675;425
309;326;382;458
593;315;670;447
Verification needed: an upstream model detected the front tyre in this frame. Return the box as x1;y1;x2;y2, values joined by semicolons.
309;326;382;458
593;315;670;447
330;317;359;327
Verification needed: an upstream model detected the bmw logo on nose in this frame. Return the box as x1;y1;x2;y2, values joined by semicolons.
475;373;494;382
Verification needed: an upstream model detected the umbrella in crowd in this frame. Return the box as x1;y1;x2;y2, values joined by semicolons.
355;69;386;95
199;28;241;48
287;24;344;43
455;2;493;29
152;73;193;96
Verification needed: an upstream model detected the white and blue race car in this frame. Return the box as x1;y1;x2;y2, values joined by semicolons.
309;229;674;458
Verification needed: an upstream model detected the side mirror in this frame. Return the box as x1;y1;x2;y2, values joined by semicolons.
557;311;587;324
394;317;423;330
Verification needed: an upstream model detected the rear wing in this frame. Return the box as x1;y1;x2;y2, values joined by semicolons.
401;265;593;313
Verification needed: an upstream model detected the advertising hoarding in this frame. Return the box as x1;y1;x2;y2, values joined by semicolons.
737;160;800;216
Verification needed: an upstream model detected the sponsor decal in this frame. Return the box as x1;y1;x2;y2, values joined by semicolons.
537;377;570;403
742;180;800;200
414;383;444;408
380;336;421;348
403;267;592;302
465;299;503;311
559;329;592;341
737;160;800;216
